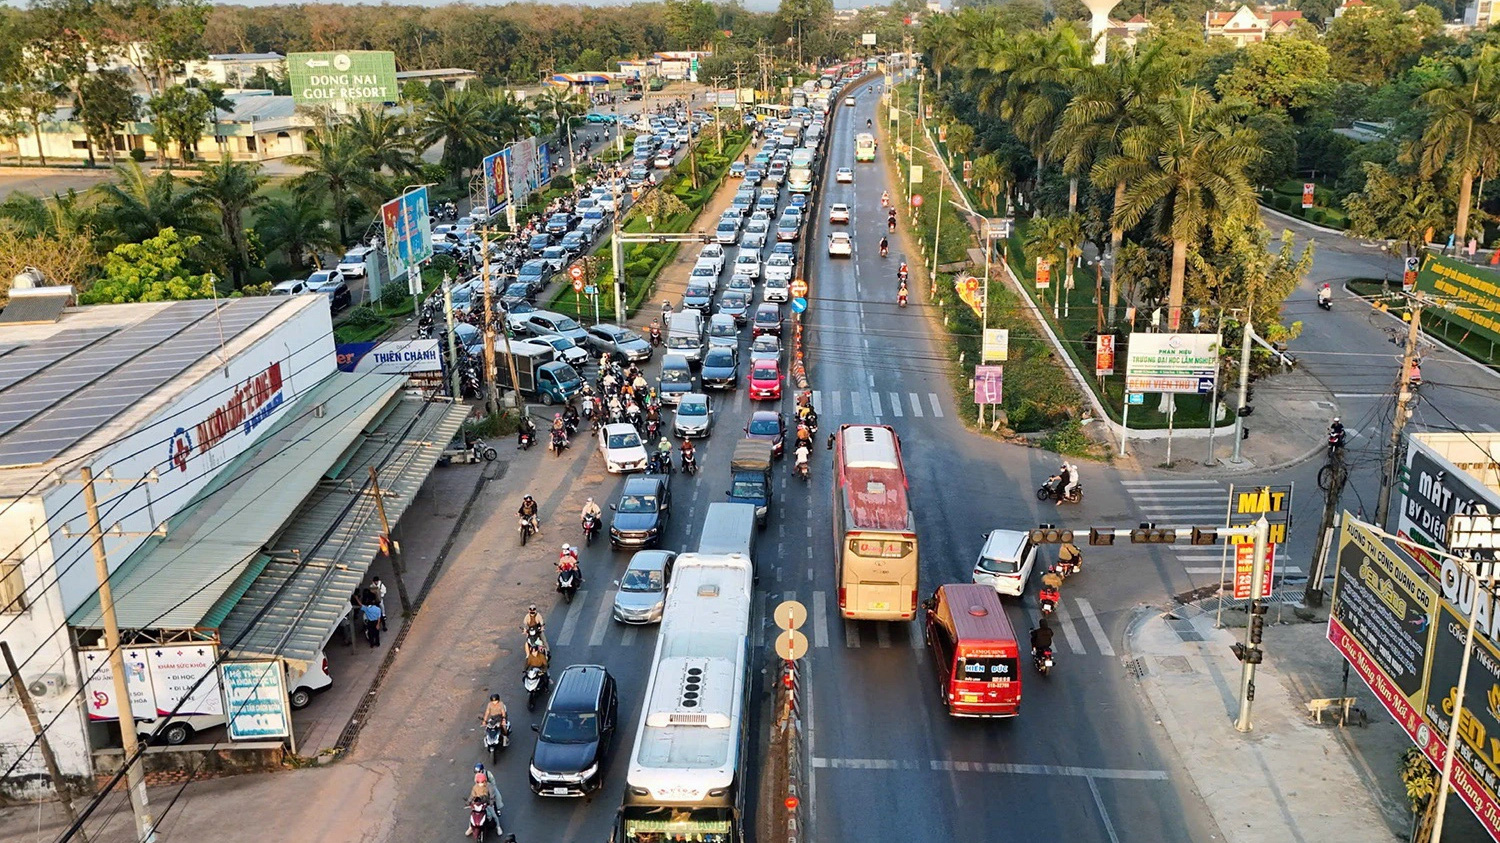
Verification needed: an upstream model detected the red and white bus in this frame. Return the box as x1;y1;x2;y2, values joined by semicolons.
832;424;919;620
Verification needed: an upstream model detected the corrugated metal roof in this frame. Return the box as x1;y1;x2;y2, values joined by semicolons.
218;395;466;669
68;373;407;630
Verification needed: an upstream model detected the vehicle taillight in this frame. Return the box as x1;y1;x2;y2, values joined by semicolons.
322;657;330;677
838;588;846;608
911;590;918;613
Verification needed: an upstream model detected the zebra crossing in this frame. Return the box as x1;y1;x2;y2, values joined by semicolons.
1122;478;1306;582
548;588;1116;657
810;389;944;420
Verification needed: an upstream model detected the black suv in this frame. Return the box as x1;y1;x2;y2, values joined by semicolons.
610;474;671;549
529;664;618;797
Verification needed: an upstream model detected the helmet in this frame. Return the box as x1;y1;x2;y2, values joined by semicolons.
474;763;485;773
524;494;534;502
490;693;500;701
528;603;538;612
562;544;572;553
1332;416;1341;424
586;497;594;504
554;413;562;419
1038;617;1050;629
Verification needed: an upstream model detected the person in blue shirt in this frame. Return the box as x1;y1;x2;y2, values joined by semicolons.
362;601;384;647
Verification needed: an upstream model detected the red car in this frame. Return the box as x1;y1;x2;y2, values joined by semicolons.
749;361;782;401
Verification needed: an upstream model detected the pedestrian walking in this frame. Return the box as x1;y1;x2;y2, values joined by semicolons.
371;576;389;631
362;600;384;647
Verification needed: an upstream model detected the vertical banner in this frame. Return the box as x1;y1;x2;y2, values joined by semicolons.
509;138;537;209
146;644;223;717
1095;334;1116;377
1302;182;1316;209
973;365;1003;405
1403;256;1420;294
81;648;158;722
381;187;433;281
982;329;1009;363
1035;259;1051;290
1231;542;1275;599
482;151;508;216
535;141;552;189
962;158;971;181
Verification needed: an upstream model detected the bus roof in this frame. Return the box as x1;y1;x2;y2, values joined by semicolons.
838;425;910;532
627;553;753;803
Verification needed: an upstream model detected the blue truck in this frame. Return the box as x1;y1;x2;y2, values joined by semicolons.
727;439;774;529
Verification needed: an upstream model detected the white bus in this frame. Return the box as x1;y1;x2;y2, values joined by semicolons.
855;132;877;163
614;551;754;842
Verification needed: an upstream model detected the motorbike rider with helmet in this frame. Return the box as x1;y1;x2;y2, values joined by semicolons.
518;495;541;536
1031;618;1055;657
482;693;508;725
680;438;697;471
581;497;602;524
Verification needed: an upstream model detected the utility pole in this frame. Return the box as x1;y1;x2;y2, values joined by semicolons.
481;229;500;417
1305;447;1347;607
709;76;726;154
1231;303;1255;464
80;468;156;843
367;467;412;618
1233;515;1270;733
2;641;87;842
442;276;460;400
1375;294;1425;529
611;180;628;325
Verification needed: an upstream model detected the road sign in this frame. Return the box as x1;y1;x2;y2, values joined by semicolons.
1035;258;1051;290
773;600;808;631
791;297;808;314
1124;333;1219;395
1403;256;1420;293
982;329;1008;362
568;264;584;281
1126;392;1144;405
584;285;598;295
288;51;398;106
973;365;1003;405
1302;182;1316;209
911;194;923;208
790;279;809;299
774;629;809;661
572;277;584;293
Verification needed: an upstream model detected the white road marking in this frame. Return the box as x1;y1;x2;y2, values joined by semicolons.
813;390;823;409
810;757;1169;780
1121;479;1226;487
1089;775;1123;843
1333;392;1389;398
1186;566;1304;575
1053;600;1086;654
734;388;747;412
587;593;613;647
556;591;587;647
868;374;875;387
843;619;861;648
753;592;770;649
813;591;830;648
888;392;902;417
908;392;923;417
871;392;883;417
1074;598;1116;657
928;393;943;417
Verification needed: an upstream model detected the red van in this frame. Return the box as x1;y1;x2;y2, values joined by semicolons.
923;584;1022;717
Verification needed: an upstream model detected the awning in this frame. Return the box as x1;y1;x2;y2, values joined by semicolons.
70;373;408;631
217;393;467;670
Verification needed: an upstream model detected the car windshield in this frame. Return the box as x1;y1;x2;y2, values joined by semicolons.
717;223;736;232
753;337;779;352
724;293;749;307
621;568;665;592
705;351;734;367
711;322;735;337
617;330;643;344
661;369;692;384
506;284;529;295
679;402;707;416
339;253;362;263
757;312;777;324
957;657;1018;684
754;366;777;379
978;556;1021;574
686;286;711;298
748;418;780;435
618;494;658;513
540;710;599;743
554;317;580;331
607;432;641;449
730;479;765;498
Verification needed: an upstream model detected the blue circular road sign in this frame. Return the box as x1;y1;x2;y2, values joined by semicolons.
791;297;808;313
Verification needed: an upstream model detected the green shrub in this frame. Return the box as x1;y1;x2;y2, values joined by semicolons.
380;282;407;309
344;305;384;328
1272;194;1292;212
130;148;147;162
429;254;458;274
552;175;574;191
1306;208;1326;225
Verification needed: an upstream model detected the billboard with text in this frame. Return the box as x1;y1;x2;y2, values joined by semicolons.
482;150;508;215
380;186;433;281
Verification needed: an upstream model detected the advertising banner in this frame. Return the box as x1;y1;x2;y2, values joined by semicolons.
1095;334;1116;377
509;138;537;209
1226;484;1293;545
380;187;433;282
335;339;443;375
1231;542;1275;599
973;365;1003;405
1397;437;1500;579
287;51;397;106
146;644;223;717
953;275;982;318
81;647;157;722
1302;182;1315;209
1404;257;1420;294
982;329;1009;363
1415;254;1500;347
1124;333;1220;395
536;142;552;190
222;661;291;741
1035;259;1051;290
482;150;508;215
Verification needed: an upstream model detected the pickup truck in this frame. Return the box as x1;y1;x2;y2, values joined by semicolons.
727;439;774;529
497;340;583;405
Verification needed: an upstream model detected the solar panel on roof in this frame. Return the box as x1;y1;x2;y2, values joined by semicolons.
0;293;70;325
0;298;287;468
0;329;116;392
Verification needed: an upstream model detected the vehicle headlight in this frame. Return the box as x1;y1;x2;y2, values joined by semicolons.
578;763;599;781
529;764;546;780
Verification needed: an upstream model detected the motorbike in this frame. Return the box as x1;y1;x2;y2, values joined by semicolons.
898;290;908;308
550;430;569;456
1055;556;1081;580
1033;646;1055;676
524;665;551;711
880;242;888;258
557;564;581;603
646;418;661;440
1328;428;1347;457
563;415;579;437
519;515;537;546
795;458;810;481
1039;588;1059;618
517;426;535;451
681;451;698;476
484;715;510;762
649;326;663;348
582;513;600;545
467;796;493;841
1317;294;1332;311
1408;363;1423;391
469;438;499;462
649;450;674;475
1037;476;1082;504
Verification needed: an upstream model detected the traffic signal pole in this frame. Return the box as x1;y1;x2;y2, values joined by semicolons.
1235;516;1271;732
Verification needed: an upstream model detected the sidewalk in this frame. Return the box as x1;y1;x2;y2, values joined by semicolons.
1126;599;1417;843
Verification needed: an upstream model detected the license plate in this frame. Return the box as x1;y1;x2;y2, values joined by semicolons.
961;693;978;702
871;601;889;610
550;787;571;796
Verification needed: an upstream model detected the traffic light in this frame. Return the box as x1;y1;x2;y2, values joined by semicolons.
1130;523;1177;543
1089;527;1115;546
1250;615;1264;644
1029;525;1075;544
1231;642;1264;664
1190;527;1218;546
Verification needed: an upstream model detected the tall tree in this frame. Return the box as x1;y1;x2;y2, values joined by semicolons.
92;160;212;247
970;153;1012;215
255;194;341;273
1325;0;1442;84
417;87;495;180
4;76;64;167
286;125;386;244
1103;88;1262;331
1213;36;1333;115
664;0;719;50
972;23;1088;198
1344;161;1452;257
74;69;139;165
1418;48;1500;246
147;85;214;167
345;104;420;177
81;228;218;304
188;158;266;287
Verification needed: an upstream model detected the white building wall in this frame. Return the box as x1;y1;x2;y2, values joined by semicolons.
0;300;336;797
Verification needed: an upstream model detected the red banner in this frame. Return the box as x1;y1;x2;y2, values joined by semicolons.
1302;182;1316;209
1035;259;1051;290
1095;335;1115;377
1231;542;1275;599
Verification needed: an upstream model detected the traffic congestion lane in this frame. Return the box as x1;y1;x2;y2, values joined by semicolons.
797;84;1223;842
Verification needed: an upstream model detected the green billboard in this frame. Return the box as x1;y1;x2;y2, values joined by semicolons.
1414;253;1500;346
287;51;398;106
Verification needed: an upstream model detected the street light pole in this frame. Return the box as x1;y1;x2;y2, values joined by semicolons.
611;180;627;325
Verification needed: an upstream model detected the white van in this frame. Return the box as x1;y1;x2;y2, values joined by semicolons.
336;245;378;278
972;529;1038;598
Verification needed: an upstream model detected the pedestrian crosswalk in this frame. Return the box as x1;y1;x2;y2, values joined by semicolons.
1122;478;1306;583
548;588;1116;657
810;390;944;420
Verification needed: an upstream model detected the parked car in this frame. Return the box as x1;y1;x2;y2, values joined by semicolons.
612;550;677;624
584;323;652;362
610;474;672;549
270;278;310;296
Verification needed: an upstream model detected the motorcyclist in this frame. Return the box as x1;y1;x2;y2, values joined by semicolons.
1039;570;1063;608
866;117;873;128
654;437;673;470
482;693;508;725
680;439;697;469
898;281;909;305
1317;283;1331;306
581;497;602;523
517;414;537;447
1329;417;1346;448
470;764;494;805
1031;617;1055;656
1061;462;1080;502
558;543;579;567
551;413;565;434
522;603;545;635
881;191;889;208
879;236;889;257
518;495;541;536
1053;462;1072;502
1057;540;1082;575
649;319;663;345
795;442;811;476
563;404;580;433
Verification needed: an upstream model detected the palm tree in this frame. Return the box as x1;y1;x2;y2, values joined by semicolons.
345;104;420;177
0;190;92;237
1418;48;1500;246
486;91;531;146
973;24;1088;192
1062;42;1178;323
188;158;266;287
970;153;1012;215
92;160;212;248
256;194;342;273
287;125;386;244
945;122;975;167
417;88;495;180
200;84;236;157
1101;89;1262;332
1025;214;1083;316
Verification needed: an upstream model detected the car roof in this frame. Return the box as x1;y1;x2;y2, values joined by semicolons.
980;529;1030;559
603;422;638;434
549;664;609;711
751;410;780;422
622;474;664;494
756;303;779;314
625;549;675;571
